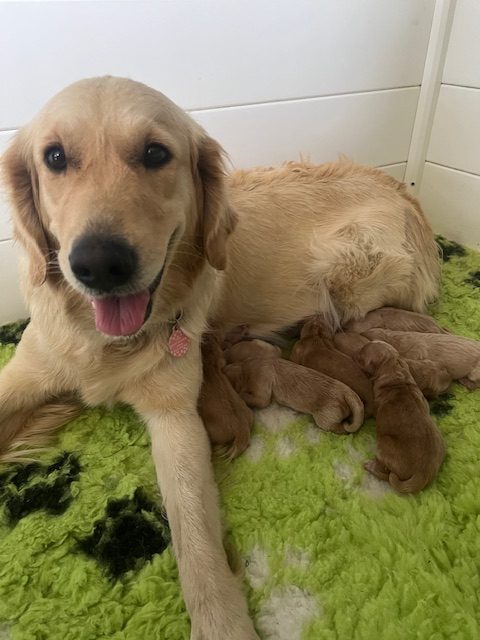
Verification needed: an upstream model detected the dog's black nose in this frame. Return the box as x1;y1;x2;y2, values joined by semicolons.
69;235;137;292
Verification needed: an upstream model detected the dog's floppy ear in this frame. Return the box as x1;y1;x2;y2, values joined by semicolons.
194;134;237;270
2;132;50;286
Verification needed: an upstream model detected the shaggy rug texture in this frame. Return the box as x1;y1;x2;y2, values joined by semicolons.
0;236;479;640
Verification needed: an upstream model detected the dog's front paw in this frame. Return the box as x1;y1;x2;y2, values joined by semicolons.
190;611;260;640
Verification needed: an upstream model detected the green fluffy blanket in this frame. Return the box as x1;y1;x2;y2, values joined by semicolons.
0;237;479;640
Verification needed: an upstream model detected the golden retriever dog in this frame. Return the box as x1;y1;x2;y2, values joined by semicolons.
0;76;440;638
224;339;365;433
355;341;445;493
362;328;480;389
334;331;453;398
290;317;374;416
345;306;447;334
198;333;253;457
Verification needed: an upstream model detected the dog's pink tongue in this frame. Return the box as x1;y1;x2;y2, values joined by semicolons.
92;291;150;336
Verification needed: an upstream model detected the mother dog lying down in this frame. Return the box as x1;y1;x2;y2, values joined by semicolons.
0;77;440;639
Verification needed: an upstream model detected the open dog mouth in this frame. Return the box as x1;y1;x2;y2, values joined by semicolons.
87;228;179;338
90;265;165;337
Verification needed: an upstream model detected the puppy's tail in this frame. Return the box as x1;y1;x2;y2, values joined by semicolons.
342;390;365;433
0;395;83;463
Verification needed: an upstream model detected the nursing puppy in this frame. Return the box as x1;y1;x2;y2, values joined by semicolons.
224;339;365;434
356;341;445;493
334;331;453;398
345;307;447;334
291;318;374;415
363;329;480;389
198;333;253;457
0;76;440;638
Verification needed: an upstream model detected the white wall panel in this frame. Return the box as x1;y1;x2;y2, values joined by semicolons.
378;163;406;181
427;85;480;175
193;89;419;169
0;0;434;128
0;90;416;244
419;163;480;251
443;0;480;88
0;240;28;324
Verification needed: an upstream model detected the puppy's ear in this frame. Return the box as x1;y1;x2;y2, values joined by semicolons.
2;132;50;286
223;363;244;390
355;343;380;374
356;341;393;374
194;134;237;270
300;316;334;340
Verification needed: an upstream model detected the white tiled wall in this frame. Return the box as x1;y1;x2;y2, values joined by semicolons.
419;0;480;250
0;0;436;323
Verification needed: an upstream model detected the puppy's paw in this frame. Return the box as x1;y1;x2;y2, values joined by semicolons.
458;376;479;390
364;458;390;481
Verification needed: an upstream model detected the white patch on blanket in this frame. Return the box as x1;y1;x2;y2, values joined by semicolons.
284;547;310;569
333;459;356;484
256;404;301;433
245;434;265;462
257;586;320;640
303;424;322;444
0;626;11;640
341;438;392;497
361;470;394;498
276;435;296;458
245;545;270;589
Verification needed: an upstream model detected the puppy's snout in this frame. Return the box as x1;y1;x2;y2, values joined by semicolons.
69;234;137;292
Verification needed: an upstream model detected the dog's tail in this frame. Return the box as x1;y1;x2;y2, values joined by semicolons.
0;395;83;463
342;390;365;433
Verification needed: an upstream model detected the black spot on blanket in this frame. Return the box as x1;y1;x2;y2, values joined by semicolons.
436;236;466;262
77;488;170;578
429;393;455;418
465;271;480;288
0;319;30;345
0;452;81;524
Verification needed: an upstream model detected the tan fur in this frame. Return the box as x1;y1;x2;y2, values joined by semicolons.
224;339;282;364
333;330;453;398
363;329;480;388
0;77;441;638
224;339;364;434
355;342;445;493
198;333;252;458
291;319;374;416
345;307;447;334
211;162;440;335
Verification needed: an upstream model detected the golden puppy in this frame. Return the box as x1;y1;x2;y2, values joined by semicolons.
224;339;364;434
334;331;452;398
363;329;480;389
291;318;374;415
198;333;253;457
0;76;441;638
345;307;447;334
356;341;445;493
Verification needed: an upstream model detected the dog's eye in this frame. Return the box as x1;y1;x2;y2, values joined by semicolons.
143;143;171;169
44;145;67;172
